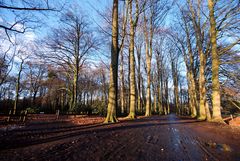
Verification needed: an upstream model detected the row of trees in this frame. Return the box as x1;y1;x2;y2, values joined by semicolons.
0;1;105;114
105;0;240;122
0;0;239;123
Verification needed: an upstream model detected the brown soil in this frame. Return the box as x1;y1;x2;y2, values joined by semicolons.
0;114;239;161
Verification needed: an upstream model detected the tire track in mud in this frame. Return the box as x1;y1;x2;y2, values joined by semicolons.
0;123;102;141
100;121;154;161
0;115;239;161
1;124;124;160
167;114;219;161
182;127;218;161
0;123;120;150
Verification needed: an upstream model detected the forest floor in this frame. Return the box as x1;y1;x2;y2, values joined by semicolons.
0;114;240;161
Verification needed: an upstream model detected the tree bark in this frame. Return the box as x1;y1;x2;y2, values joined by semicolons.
171;60;180;115
188;0;207;120
136;45;142;113
127;0;138;119
120;44;125;114
143;11;152;117
119;0;128;115
104;0;119;123
208;0;222;122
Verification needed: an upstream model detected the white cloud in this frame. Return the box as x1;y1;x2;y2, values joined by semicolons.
13;23;24;32
0;17;3;22
24;31;36;42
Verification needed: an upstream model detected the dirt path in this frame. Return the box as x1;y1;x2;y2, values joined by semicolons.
0;114;239;161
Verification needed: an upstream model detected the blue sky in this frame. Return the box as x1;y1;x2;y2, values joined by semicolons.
33;0;112;38
0;0;113;39
0;0;115;76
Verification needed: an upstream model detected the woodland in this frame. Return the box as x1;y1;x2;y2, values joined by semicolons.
0;1;240;161
0;0;239;123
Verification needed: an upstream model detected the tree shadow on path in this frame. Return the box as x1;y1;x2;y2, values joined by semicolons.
0;114;203;151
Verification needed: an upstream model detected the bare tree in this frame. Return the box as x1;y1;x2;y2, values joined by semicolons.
44;9;97;111
25;61;47;105
127;0;141;119
0;0;58;40
0;43;15;86
143;0;170;116
13;46;31;114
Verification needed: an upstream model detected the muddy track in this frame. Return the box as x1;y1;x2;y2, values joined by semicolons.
0;114;239;161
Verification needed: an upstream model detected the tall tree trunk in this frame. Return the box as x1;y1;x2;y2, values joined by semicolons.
143;12;152;117
208;0;222;122
160;66;164;114
198;50;207;120
119;0;128;115
153;86;157;113
205;101;212;121
165;77;169;115
181;12;198;117
188;0;207;120
72;71;78;110
13;59;24;115
145;46;151;116
128;31;136;118
187;47;198;117
171;61;180;115
120;46;125;114
136;45;142;113
187;71;197;117
101;69;108;108
165;79;170;114
156;53;162;115
141;75;146;113
128;0;139;119
154;94;157;113
104;0;119;123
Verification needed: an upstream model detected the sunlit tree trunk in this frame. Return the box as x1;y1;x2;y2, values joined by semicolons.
119;0;128;115
127;0;139;119
145;45;151;116
208;0;222;122
186;35;198;118
184;19;198;117
143;10;153;117
120;48;125;114
187;71;197;117
177;8;199;117
120;45;125;114
198;50;207;120
104;0;119;123
189;70;198;117
205;101;212;121
188;0;207;120
128;26;136;118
